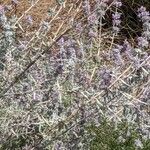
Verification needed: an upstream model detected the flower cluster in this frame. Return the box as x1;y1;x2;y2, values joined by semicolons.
138;6;150;22
113;0;122;7
137;6;150;46
99;67;112;89
112;1;122;34
112;12;122;34
75;22;83;36
122;39;133;59
82;0;90;15
137;36;149;48
112;45;124;66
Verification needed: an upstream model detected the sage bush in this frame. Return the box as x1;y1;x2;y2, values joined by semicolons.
0;0;149;149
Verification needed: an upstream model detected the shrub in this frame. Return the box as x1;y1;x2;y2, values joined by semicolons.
87;119;150;150
0;0;149;149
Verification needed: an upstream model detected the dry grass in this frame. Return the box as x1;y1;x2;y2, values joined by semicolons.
1;0;82;31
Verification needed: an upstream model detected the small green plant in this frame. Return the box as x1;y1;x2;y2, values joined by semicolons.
87;119;150;150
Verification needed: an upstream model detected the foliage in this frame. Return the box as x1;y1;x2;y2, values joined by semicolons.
0;0;149;149
88;119;150;150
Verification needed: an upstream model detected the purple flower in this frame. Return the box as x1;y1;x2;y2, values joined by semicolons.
116;44;123;50
99;68;112;89
112;26;120;33
138;6;150;22
138;7;150;41
143;30;150;40
88;13;98;25
123;39;132;51
138;6;146;12
143;22;150;30
57;37;65;47
132;56;141;69
114;1;122;7
112;45;124;66
113;19;121;26
75;23;83;34
122;39;134;59
137;37;149;48
112;12;122;33
82;0;90;15
89;28;97;37
112;12;121;20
